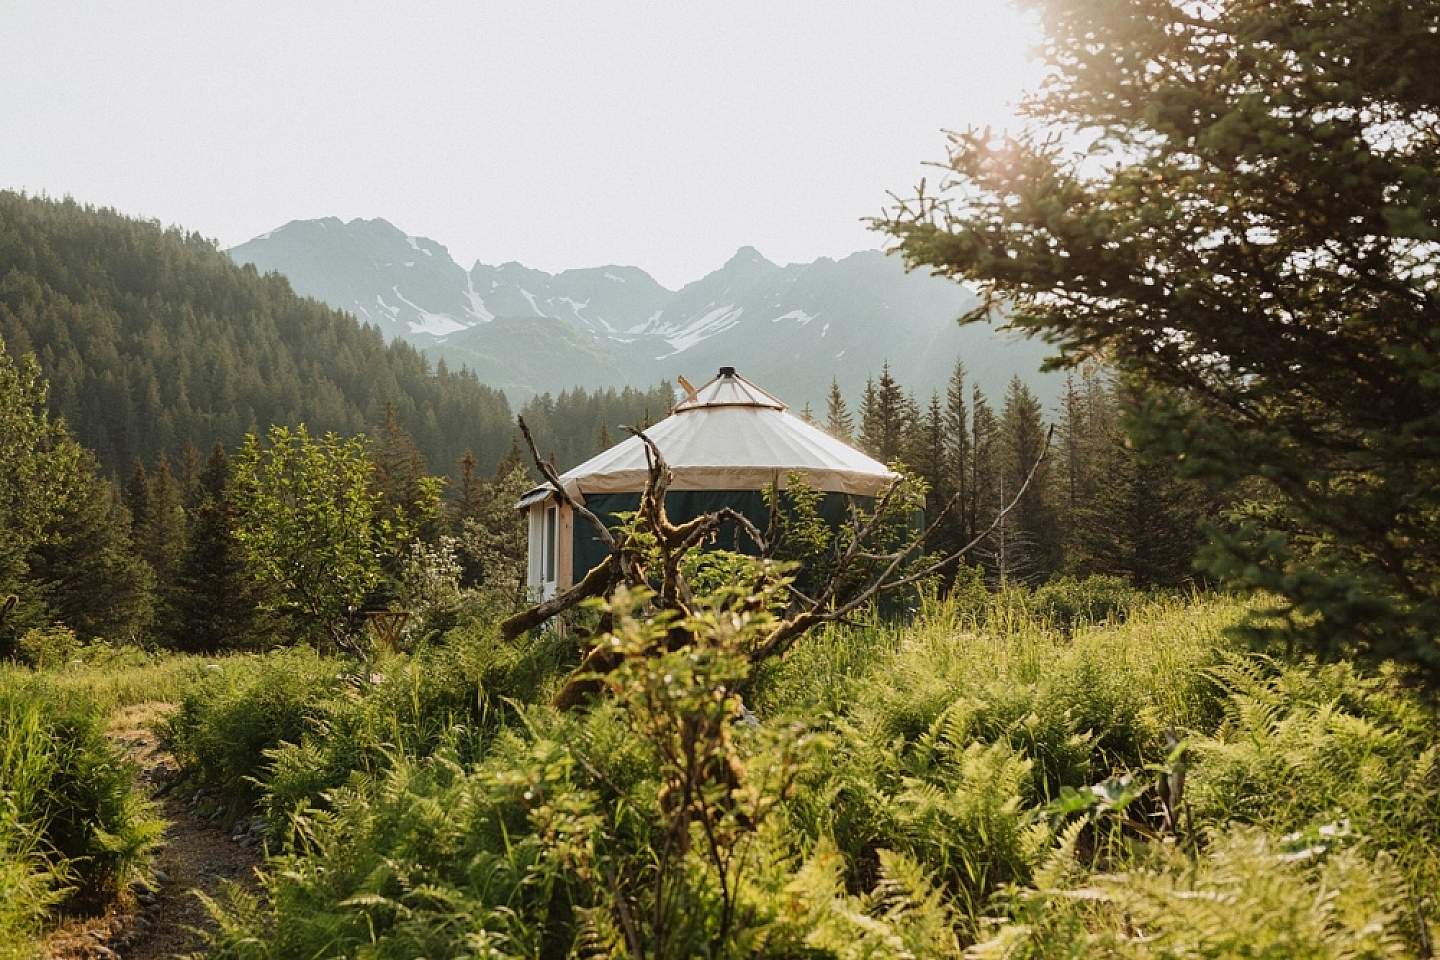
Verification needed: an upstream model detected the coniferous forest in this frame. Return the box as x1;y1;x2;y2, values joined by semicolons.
4;1;1440;957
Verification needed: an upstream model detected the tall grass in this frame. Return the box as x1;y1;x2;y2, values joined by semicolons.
43;647;216;712
0;670;163;954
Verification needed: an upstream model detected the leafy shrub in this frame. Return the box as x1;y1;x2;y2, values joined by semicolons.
165;608;580;828
163;647;343;810
201;587;833;958
0;671;161;944
15;624;81;669
1029;574;1143;632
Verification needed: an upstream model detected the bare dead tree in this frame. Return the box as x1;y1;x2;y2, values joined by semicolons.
500;414;1053;709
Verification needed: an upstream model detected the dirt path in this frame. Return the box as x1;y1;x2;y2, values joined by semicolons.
44;702;263;960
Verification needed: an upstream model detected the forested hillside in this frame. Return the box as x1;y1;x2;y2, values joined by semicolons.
0;192;515;476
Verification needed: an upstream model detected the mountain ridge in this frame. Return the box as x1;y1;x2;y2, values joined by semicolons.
228;217;1059;407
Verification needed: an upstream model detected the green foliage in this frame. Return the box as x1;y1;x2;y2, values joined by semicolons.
765;469;928;600
24;456;154;644
452;461;531;600
882;0;1440;685
164;614;574;824
789;594;1237;934
162;647;344;812
168;589;1439;957
1189;656;1440;895
230;425;417;647
1029;574;1142;632
0;191;515;479
0;334;152;651
973;825;1413;959
36;645;215;713
15;624;81;670
0;334;79;575
0;671;162;932
167;445;270;652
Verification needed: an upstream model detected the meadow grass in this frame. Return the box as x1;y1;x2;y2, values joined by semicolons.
158;586;1440;958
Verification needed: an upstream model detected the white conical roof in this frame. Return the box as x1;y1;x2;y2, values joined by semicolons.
518;368;897;506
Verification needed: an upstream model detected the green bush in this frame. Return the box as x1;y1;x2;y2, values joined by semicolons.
0;671;161;948
163;647;343;811
165;610;580;827
1029;574;1144;631
15;624;81;669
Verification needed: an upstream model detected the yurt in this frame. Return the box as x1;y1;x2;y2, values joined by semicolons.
517;367;897;600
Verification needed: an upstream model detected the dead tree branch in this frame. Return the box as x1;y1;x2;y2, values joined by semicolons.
517;416;615;550
743;425;1053;668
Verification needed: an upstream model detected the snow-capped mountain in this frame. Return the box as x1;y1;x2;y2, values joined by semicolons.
228;218;1058;406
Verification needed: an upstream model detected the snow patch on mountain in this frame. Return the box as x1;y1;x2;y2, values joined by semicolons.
463;275;494;324
663;305;744;355
384;286;465;336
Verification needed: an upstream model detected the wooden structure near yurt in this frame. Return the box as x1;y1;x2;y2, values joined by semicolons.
517;367;897;601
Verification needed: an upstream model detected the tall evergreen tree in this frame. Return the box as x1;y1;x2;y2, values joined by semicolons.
453;451;488;525
881;0;1440;683
373;403;442;541
1071;382;1210;587
496;434;527;478
124;462;150;542
168;445;266;651
999;376;1060;581
906;393;949;520
825;378;855;443
139;457;187;587
25;457;154;643
969;384;1000;547
859;363;909;463
942;360;971;546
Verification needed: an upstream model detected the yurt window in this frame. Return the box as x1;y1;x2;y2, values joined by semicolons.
544;505;558;584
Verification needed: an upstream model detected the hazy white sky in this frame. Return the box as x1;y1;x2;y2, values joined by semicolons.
1;1;1042;287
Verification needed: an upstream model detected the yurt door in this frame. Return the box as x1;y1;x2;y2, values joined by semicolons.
527;503;559;601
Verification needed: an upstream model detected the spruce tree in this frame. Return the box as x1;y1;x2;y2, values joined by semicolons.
859;363;909;463
168;445;266;651
943;360;970;545
453;451;488;525
906;393;949;530
1071;381;1210;587
27;464;155;643
124;462;150;542
1000;376;1060;580
824;378;855;443
373;403;442;541
969;384;999;544
496;434;527;478
859;382;878;458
